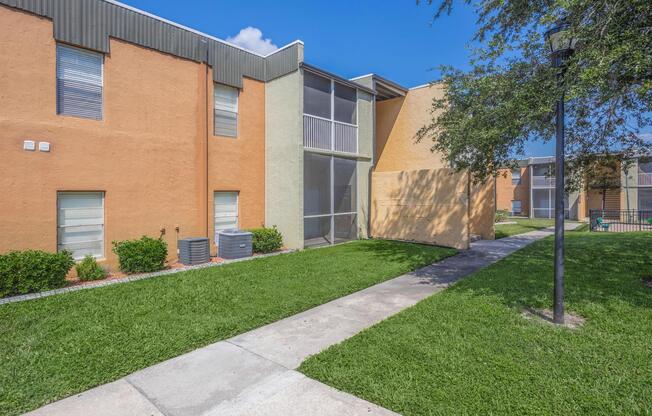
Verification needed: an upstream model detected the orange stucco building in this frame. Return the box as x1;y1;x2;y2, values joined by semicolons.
495;164;530;216
0;5;266;269
0;0;498;273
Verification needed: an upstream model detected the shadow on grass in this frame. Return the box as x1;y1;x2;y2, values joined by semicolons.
445;232;652;313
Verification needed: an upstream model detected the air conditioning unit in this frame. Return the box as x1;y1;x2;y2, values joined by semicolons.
218;230;253;259
178;237;210;265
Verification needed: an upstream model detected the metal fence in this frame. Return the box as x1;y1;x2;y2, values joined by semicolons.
589;209;652;232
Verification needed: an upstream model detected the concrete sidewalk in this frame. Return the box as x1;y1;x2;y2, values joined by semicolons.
27;226;576;416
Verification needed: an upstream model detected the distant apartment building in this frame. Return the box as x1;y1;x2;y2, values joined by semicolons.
496;155;652;220
0;0;494;271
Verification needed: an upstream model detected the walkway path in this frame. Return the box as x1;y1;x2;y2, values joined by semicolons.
27;225;578;416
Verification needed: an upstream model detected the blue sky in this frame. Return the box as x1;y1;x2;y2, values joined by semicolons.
121;0;556;157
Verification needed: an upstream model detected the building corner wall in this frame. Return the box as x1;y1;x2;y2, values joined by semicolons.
469;175;496;240
265;70;304;249
356;90;374;239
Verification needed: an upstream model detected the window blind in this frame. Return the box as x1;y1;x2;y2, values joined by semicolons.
214;84;238;137
56;44;103;120
57;192;105;260
214;192;239;240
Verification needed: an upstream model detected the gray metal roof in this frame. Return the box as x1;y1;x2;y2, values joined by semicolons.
350;74;408;101
0;0;302;88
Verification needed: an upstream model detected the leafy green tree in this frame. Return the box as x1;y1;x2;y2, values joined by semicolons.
416;0;651;185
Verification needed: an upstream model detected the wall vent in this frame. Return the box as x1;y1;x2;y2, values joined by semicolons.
178;238;210;265
218;230;253;259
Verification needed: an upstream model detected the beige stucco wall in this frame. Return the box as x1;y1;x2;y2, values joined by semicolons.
375;85;446;172
469;177;496;239
264;70;304;249
371;84;494;247
356;90;374;239
0;6;266;269
621;159;638;210
371;169;470;249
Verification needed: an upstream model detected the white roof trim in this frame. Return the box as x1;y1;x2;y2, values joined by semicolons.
409;83;433;90
102;0;303;58
349;74;374;81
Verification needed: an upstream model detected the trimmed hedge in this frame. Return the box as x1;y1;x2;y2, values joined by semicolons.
112;236;167;274
0;250;74;298
76;255;106;281
495;209;510;223
249;226;283;254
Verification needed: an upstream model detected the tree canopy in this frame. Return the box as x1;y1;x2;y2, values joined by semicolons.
416;0;652;185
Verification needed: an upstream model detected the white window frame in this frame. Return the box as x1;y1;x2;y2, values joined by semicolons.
303;71;358;155
56;44;104;120
214;83;239;138
57;191;105;260
214;191;239;241
512;169;521;185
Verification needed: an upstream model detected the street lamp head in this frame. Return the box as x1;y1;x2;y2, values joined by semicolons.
545;18;576;67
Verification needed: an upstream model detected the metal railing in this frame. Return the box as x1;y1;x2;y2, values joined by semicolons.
303;114;358;154
532;176;556;188
638;172;652;186
532;208;570;219
589;209;652;232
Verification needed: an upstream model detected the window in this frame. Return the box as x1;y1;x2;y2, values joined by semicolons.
512;169;521;185
334;82;356;124
532;188;554;218
303;72;331;119
214;192;238;240
304;152;357;247
56;44;103;120
214;84;238;137
639;188;652;211
532;164;554;177
57;192;104;260
511;200;522;215
639;158;652;174
303;72;359;153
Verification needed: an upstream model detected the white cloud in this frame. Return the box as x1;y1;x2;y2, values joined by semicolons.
226;27;278;55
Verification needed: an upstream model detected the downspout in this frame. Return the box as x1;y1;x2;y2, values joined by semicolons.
203;40;210;239
367;89;376;238
624;166;630;211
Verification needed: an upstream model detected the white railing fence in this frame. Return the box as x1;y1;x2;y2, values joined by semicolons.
532;176;556;188
638;172;652;186
303;114;358;153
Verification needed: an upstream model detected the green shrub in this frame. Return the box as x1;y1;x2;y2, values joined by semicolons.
75;255;106;281
249;226;283;254
495;209;510;223
112;236;167;274
0;250;74;298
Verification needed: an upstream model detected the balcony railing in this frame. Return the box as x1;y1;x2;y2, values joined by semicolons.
303;114;358;154
532;208;570;219
532;176;556;188
639;172;652;186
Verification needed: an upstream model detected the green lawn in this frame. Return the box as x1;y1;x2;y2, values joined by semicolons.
495;218;555;238
0;240;456;415
300;233;652;415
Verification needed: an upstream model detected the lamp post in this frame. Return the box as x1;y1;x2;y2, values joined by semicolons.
545;19;576;324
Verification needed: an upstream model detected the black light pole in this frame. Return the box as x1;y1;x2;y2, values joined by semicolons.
545;20;576;324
